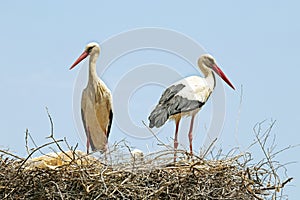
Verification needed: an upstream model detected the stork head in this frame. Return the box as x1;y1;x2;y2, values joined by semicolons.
198;54;235;90
69;42;100;70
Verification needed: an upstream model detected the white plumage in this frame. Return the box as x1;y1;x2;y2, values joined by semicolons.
174;75;213;103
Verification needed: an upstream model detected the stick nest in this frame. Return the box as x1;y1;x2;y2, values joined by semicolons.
0;120;293;199
0;148;292;200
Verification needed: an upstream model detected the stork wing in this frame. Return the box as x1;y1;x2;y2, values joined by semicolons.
158;84;185;104
91;82;113;151
149;76;210;128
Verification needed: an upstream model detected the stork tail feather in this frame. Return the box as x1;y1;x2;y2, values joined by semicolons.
148;105;169;128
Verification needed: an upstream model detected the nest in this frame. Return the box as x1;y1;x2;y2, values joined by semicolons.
0;120;293;199
0;149;292;199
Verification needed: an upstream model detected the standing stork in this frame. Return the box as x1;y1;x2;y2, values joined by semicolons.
69;42;113;154
148;54;234;161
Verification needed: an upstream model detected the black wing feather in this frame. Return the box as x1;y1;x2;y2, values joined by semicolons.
106;109;113;139
148;83;204;128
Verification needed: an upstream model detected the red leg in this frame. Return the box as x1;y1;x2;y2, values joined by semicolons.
86;127;90;154
174;117;181;162
188;114;196;155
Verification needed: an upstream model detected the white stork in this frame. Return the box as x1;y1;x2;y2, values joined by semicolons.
148;54;234;161
69;42;113;154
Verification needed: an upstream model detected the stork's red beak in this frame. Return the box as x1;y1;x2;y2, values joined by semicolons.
69;51;89;70
212;64;235;90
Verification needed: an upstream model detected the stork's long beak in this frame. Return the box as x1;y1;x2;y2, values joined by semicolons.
212;64;235;90
69;51;89;70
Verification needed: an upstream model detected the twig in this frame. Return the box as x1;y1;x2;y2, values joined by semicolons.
17;139;63;173
200;137;217;159
142;120;171;150
27;129;46;156
45;107;72;161
49;181;64;199
25;129;30;155
144;182;172;200
64;137;78;152
0;149;24;160
245;186;264;200
254;120;279;184
46;107;54;138
260;177;293;191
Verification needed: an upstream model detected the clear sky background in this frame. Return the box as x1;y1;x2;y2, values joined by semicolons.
0;1;299;199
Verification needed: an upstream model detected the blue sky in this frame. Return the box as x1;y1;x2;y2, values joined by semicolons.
0;1;299;198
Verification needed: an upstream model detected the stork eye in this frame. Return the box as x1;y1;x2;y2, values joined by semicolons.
87;46;94;53
207;58;214;63
203;58;213;67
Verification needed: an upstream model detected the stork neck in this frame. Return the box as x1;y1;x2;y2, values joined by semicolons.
205;71;216;90
88;52;100;83
199;63;216;90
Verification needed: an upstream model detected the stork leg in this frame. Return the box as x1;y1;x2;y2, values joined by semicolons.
103;143;108;162
188;114;196;156
174;117;181;162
